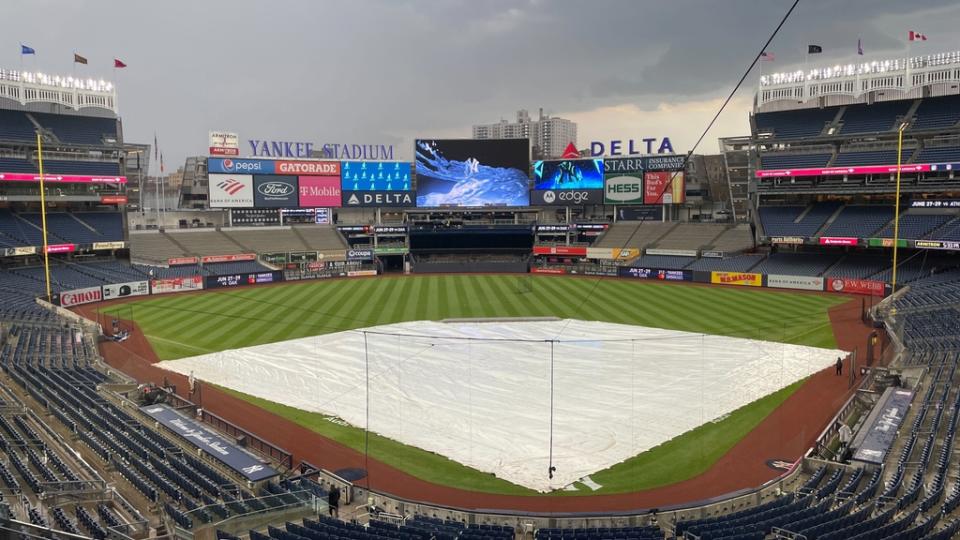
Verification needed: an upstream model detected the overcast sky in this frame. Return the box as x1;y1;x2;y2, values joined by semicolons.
6;0;960;167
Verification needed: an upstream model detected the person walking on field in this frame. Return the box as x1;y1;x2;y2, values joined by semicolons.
836;356;843;376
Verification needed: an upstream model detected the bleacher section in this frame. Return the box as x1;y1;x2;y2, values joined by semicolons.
0;109;38;141
0;210;122;246
651;223;727;250
911;94;960;131
760;153;831;169
708;225;753;252
593;222;674;251
221;228;311;253
687;253;764;272
752;252;840;277
292;225;349;251
31;111;118;146
838;100;912;134
42;159;121;176
167;230;245;257
821;206;894;238
754;108;836;139
759;202;839;237
873;212;955;240
832;147;913;167
916;146;960;163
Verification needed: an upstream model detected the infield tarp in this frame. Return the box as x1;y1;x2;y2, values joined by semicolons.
160;319;844;492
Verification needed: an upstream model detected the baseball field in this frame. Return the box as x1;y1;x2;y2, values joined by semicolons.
101;274;847;496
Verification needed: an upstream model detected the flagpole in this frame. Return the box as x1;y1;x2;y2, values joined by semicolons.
36;132;52;303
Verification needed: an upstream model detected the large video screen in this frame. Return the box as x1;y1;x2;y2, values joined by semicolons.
533;158;604;190
415;139;530;207
341;161;412;191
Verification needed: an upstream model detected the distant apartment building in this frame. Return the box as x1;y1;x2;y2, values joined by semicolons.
472;108;577;159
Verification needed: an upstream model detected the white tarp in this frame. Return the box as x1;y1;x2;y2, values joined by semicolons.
160;319;844;492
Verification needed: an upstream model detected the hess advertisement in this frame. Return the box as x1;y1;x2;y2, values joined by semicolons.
415;139;530;207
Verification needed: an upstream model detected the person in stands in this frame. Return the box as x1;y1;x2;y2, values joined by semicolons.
328;486;341;517
836;356;843;376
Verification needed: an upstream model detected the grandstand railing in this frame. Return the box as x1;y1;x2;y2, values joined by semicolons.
170;490;323;540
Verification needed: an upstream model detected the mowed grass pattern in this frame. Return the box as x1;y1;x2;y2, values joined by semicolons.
109;275;846;495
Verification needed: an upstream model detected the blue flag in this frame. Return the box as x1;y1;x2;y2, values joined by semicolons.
21;44;35;55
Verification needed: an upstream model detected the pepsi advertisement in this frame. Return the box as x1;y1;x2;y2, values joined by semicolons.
208;158;275;174
533;159;604;190
341;161;412;191
415;139;530;207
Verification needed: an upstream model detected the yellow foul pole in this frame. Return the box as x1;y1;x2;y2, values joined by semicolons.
36;132;52;302
891;124;905;294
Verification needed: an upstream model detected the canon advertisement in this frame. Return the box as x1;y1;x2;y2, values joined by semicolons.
253;175;299;208
530;189;603;206
205;271;283;289
102;281;150;300
59;286;103;307
342;191;414;207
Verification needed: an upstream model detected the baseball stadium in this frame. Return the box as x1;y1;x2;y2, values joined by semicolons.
2;3;960;540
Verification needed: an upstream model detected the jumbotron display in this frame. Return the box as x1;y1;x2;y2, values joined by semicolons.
415;139;530;207
533;158;604;190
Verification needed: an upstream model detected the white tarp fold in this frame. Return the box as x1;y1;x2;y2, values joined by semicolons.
160;319;843;492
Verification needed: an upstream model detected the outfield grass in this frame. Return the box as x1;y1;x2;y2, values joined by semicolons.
105;275;845;495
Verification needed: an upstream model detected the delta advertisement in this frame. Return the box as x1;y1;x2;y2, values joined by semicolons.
341;160;413;207
619;267;693;281
102;281;150;300
151;276;204;295
711;271;762;287
415;139;530;207
826;277;886;296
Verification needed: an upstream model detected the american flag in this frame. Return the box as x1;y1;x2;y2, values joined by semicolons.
760;51;775;62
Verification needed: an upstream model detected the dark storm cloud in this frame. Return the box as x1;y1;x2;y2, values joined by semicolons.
4;0;958;164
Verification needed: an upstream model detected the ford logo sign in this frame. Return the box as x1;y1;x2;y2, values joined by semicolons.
257;182;294;197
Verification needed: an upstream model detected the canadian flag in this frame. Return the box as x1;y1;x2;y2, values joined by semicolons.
908;31;927;41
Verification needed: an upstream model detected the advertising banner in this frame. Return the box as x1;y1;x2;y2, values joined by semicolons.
711;271;762;287
207;158;274;175
204;271;283;289
644;171;685;204
209;174;254;208
209;131;240;156
140;404;277;481
604;173;645;204
415;139;530;207
253;175;299;208
911;199;960;208
59;286;102;307
536;224;573;233
7;246;36;256
168;257;199;266
851;387;913;465
619;267;693;281
531;267;567;274
0;172;126;184
701;250;724;258
530;189;604;206
151;276;204;295
615;206;661;221
374;246;409;255
826;277;886;296
346;248;374;261
533;159;604;191
643;155;686;170
342;191;414;207
819;236;859;246
347;269;378;277
756;163;931;178
341;161;411;191
102;281;150;300
533;245;588;256
867;238;909;248
315;208;331;224
585;247;640;260
276;160;340;176
374;226;408;234
771;236;806;245
93;241;125;250
45;243;76;254
767;274;824;291
646;248;697;257
201;253;256;264
298;176;342;208
914;239;960;250
99;194;128;204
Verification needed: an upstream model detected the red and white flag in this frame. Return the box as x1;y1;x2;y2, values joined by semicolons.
760;51;775;62
908;31;927;41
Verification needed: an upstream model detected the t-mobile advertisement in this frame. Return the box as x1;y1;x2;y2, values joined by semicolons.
298;176;342;207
